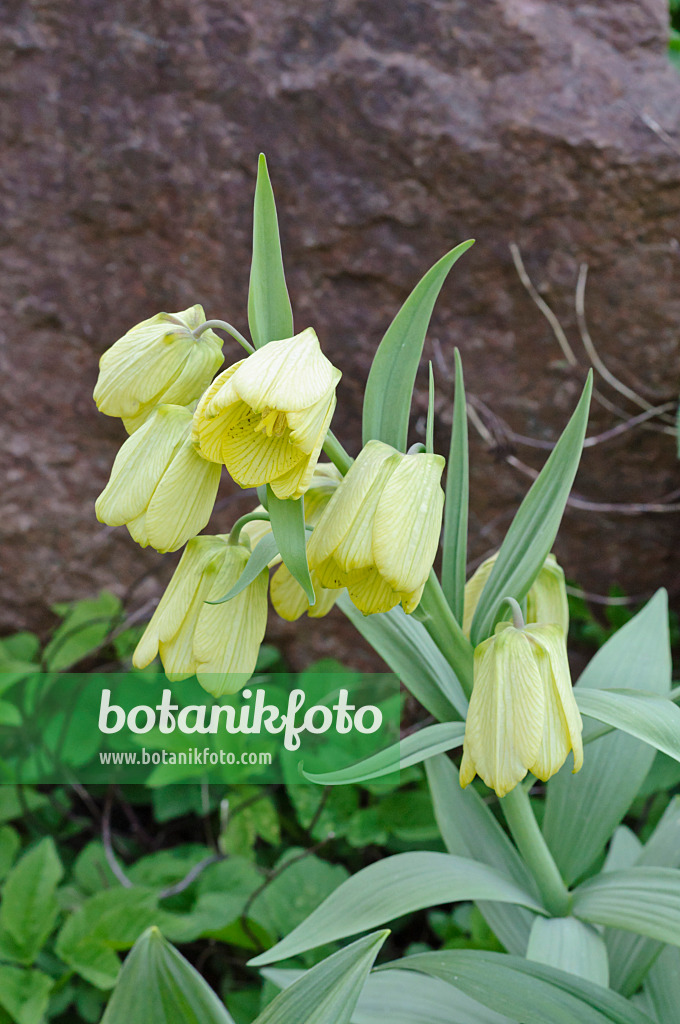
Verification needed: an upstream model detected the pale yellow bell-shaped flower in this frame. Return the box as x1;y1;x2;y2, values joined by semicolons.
240;463;343;621
191;328;341;499
463;553;569;637
133;534;268;697
95;404;221;553
307;440;445;616
460;622;583;798
94;305;224;433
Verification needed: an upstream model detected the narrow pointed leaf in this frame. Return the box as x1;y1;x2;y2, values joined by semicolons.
470;373;592;644
338;593;468;721
362;240;474;451
393;950;655;1024
527;917;609;987
303;722;465;785
266;487;314;603
264;966;513;1024
101;927;235;1023
0;837;63;964
249;851;545;966
248;153;294;347
253;930;388;1024
209;534;278;605
426;754;538;955
544;590;671;885
576;688;680;763
643;946;680;1024
441;349;468;620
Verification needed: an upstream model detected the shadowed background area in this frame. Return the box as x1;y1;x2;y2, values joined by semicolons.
1;0;679;666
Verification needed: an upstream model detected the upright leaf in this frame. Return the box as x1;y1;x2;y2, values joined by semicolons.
394;950;655;1024
470;374;592;644
441;349;468;620
248;153;294;348
338;593;468;721
643;946;680;1024
266;487;314;603
362;241;474;452
101;927;235;1024
0;837;63;964
253;931;388;1024
426;754;538;955
249;851;544;966
543;590;671;885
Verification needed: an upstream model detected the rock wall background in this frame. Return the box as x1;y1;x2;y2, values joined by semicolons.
1;0;679;666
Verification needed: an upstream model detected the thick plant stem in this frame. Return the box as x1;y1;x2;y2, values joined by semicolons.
418;572;474;699
501;784;571;917
322;430;354;475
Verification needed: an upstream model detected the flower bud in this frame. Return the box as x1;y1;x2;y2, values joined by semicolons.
95;404;221;553
192;328;341;499
133;535;268;697
307;440;445;616
460;622;583;797
463;553;569;637
94;305;224;433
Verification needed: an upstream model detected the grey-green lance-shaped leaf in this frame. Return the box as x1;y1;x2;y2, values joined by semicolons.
393;949;656;1024
362;240;474;452
253;930;388;1024
576;689;680;763
0;966;53;1024
607;797;680;996
338;593;468;721
573;867;680;948
249;851;545;966
0;837;63;964
209;535;279;605
101;927;235;1024
643;946;680;1024
266;486;314;603
441;348;468;621
543;590;671;886
264;966;513;1024
303;722;465;785
527;917;609;987
425;754;538;955
470;373;592;644
248;153;294;348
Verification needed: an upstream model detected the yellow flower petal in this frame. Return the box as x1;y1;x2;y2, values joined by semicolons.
232;328;341;413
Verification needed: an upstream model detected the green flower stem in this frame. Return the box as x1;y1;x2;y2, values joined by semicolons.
501;783;571;917
502;597;525;630
322;430;354;475
228;511;270;546
193;319;255;354
418;571;474;698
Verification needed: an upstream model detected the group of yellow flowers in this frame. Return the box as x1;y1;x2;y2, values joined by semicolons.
94;305;583;798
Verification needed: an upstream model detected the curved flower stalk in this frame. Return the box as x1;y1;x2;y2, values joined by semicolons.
94;305;224;433
95;404;221;553
192;327;341;499
133;535;268;697
307;440;445;615
460;620;583;797
463;552;569;638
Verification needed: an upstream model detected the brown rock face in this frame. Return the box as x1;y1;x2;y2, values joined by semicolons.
1;0;679;664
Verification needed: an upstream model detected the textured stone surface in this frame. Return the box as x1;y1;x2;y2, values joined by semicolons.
2;0;680;665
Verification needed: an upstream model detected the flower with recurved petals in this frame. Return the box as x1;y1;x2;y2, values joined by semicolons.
192;327;341;500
